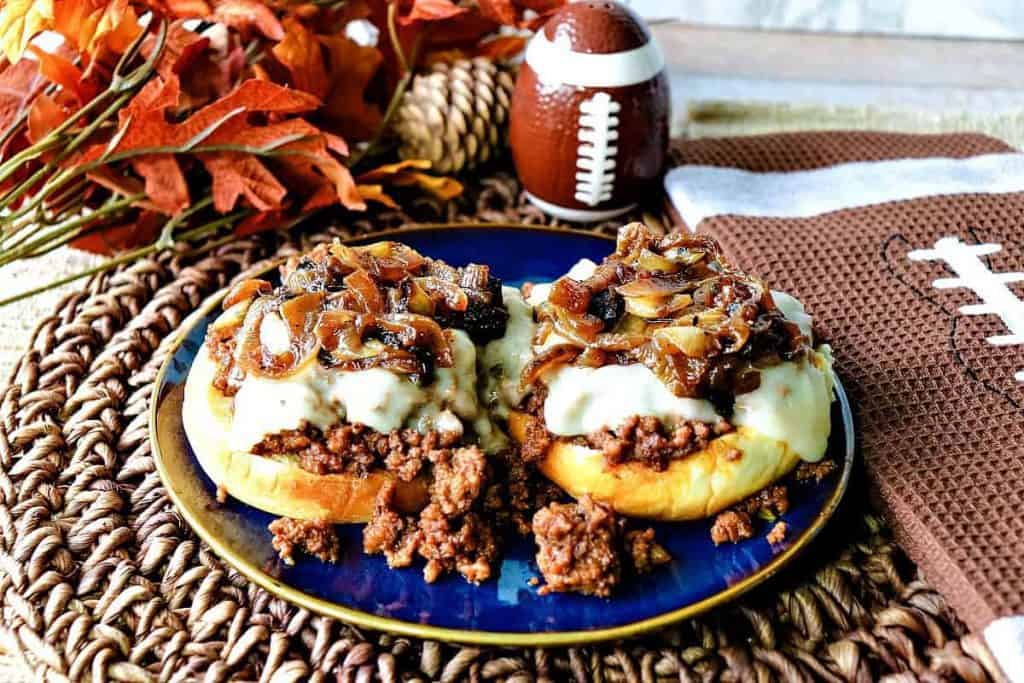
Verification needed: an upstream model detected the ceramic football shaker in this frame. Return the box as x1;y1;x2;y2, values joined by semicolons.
509;0;670;222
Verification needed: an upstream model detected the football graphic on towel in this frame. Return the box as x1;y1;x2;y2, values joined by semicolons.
510;0;670;222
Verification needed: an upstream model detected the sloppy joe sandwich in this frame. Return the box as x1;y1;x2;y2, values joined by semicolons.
508;223;836;521
183;240;511;524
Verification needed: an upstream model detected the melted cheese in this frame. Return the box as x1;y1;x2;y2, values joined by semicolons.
228;326;505;453
543;364;721;434
481;287;537;417
732;346;834;462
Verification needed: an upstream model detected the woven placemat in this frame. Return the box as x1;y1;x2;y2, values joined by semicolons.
0;168;1006;682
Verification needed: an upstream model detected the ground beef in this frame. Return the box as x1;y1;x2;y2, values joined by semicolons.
766;521;788;545
518;414;552;462
269;518;340;564
795;459;838;483
419;505;499;584
206;324;242;396
533;496;622;597
429;446;488;517
736;484;790;518
625;528;672;574
583;415;731;471
363;481;421;568
710;510;754;545
492;450;566;536
363;448;500;584
251;424;458;479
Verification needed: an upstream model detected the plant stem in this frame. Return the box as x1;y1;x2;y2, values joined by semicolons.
387;2;408;74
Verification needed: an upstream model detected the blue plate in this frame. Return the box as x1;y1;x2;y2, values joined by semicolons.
151;226;854;647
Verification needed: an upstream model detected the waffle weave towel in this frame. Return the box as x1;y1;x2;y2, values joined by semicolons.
665;131;1024;682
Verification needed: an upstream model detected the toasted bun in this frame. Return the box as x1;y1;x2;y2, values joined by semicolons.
182;307;428;523
509;412;802;521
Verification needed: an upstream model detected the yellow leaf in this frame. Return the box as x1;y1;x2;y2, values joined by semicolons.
0;0;54;62
356;184;399;209
356;158;432;183
394;172;463;201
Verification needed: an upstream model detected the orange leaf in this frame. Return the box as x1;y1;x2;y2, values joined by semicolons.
400;0;469;24
234;209;286;237
319;35;383;141
52;0;142;57
71;210;163;255
356;184;399;209
202;152;287;213
213;0;285;40
476;0;516;24
28;45;98;104
163;0;213;16
474;35;527;60
132;154;190;214
27;94;69;144
272;17;328;100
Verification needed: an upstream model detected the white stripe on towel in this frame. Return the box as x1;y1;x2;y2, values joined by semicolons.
665;152;1024;228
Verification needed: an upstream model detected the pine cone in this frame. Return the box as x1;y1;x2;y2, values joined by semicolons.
393;57;516;174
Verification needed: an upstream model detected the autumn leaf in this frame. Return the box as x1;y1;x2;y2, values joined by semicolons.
28;44;98;104
272;17;328;100
0;0;53;62
26;93;68;143
212;0;284;41
474;34;526;60
233;208;285;237
51;0;142;57
319;34;382;141
356;158;462;206
399;0;468;25
476;0;515;25
0;59;45;138
71;209;163;255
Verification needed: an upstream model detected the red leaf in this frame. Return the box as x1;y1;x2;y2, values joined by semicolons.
474;35;527;60
212;0;285;41
0;60;45;142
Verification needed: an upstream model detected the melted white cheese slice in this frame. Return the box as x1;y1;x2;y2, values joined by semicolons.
228;322;505;453
481;286;537;417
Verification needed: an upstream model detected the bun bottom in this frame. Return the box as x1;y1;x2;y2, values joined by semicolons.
183;346;428;523
509;412;801;521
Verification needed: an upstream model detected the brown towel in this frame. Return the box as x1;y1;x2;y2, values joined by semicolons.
665;131;1024;632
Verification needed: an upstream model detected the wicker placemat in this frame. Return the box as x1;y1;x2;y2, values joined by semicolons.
0;169;1005;682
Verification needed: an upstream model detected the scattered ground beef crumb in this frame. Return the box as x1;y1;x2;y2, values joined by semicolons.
625;528;672;574
363;481;420;568
216;484;229;504
766;521;788;545
364;451;500;584
518;414;552;462
269;518;339;565
206;324;243;396
533;496;622;597
737;484;790;518
582;415;730;471
795;459;837;483
710;510;754;546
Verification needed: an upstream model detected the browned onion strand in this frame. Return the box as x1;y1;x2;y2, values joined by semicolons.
213;240;509;386
526;223;809;408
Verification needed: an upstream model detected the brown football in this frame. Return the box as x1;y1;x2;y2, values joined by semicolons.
510;1;670;222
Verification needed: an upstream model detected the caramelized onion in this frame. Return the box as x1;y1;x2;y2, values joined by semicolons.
416;277;469;312
280;292;325;339
616;274;689;298
223;279;271;309
235;299;319;379
376;314;454;368
519;344;580;390
548;276;591;314
344;269;385;313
